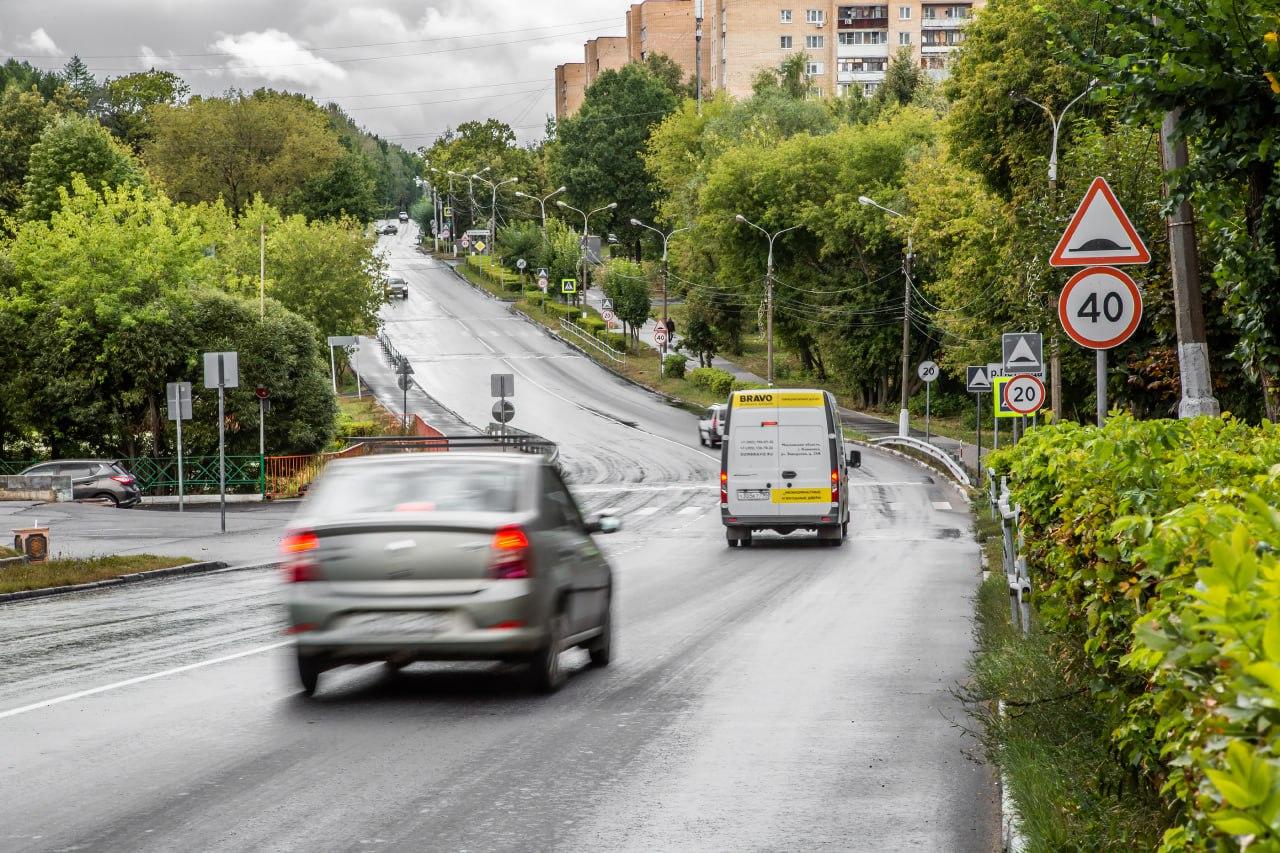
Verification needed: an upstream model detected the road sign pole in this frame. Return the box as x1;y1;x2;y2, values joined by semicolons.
259;397;266;460
329;345;337;395
1096;349;1107;427
993;412;999;450
176;412;184;514
355;343;362;399
218;381;226;534
925;380;931;444
975;393;982;486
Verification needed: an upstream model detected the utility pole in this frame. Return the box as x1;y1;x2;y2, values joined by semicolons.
473;173;517;257
259;223;266;319
859;196;914;436
735;215;800;387
1160;108;1220;419
695;0;704;114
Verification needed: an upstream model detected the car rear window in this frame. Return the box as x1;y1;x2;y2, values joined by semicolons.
303;459;525;518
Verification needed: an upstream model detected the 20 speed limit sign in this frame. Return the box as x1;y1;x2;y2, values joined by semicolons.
1003;373;1045;415
917;360;939;383
1058;266;1143;350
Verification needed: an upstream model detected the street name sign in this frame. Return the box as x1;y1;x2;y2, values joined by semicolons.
1050;176;1151;267
1058;266;1143;350
1002;332;1043;376
917;361;939;383
966;365;992;393
1003;373;1046;415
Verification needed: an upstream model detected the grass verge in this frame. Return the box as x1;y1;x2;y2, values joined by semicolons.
962;574;1173;849
456;259;519;301
335;394;402;440
0;554;193;594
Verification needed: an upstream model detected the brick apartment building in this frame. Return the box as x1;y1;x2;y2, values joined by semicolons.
554;0;983;120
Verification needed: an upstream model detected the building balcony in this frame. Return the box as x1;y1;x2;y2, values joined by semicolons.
920;43;956;53
837;69;887;82
837;42;890;58
838;17;890;29
920;16;972;28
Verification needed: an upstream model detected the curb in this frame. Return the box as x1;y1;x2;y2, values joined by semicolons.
0;555;28;568
0;559;278;604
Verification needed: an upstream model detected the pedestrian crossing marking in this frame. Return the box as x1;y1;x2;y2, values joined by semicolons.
932;501;953;511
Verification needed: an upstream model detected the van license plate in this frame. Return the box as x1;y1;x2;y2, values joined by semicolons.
736;489;769;501
344;612;448;635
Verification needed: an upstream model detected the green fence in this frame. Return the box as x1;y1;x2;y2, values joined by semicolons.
0;456;264;495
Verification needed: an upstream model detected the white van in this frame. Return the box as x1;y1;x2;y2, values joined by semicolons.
719;389;861;547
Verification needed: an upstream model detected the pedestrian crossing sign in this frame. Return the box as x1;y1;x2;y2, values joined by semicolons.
561;278;577;294
992;376;1019;419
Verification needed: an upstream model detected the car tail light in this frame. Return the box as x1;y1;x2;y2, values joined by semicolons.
488;525;532;580
281;530;320;582
720;471;728;505
110;474;135;485
831;469;840;504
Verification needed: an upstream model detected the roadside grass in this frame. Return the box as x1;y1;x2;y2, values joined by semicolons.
0;554;193;594
963;574;1173;849
0;545;20;558
456;260;517;300
335;394;402;440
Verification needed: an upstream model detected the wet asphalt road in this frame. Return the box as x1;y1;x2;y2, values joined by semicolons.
0;225;997;851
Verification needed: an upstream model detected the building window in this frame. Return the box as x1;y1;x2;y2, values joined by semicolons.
840;31;888;45
899;5;912;18
863;81;881;95
805;35;825;48
921;54;947;69
641;25;647;41
780;35;794;48
806;60;824;75
806;9;825;24
899;32;911;44
840;58;888;72
780;9;793;22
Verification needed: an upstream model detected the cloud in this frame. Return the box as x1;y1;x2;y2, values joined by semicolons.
17;27;60;55
212;29;347;86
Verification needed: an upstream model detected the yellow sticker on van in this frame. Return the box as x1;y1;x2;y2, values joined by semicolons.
771;488;832;504
733;390;825;408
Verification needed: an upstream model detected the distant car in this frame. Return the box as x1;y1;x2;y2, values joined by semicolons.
398;211;409;222
380;224;398;235
386;276;409;299
698;404;727;447
282;452;619;696
19;459;141;507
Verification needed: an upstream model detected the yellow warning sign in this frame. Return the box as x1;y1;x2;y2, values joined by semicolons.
733;390;825;409
771;488;832;504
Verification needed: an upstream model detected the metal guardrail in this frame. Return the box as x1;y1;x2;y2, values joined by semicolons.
347;433;559;462
558;319;626;364
989;468;1031;637
871;435;973;487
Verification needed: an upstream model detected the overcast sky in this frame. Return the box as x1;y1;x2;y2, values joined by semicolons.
0;1;637;148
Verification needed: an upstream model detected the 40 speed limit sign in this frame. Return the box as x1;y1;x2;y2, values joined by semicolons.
1003;373;1046;415
1058;266;1143;350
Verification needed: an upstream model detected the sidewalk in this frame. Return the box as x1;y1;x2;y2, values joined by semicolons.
356;335;478;435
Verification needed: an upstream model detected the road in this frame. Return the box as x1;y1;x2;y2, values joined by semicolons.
0;224;996;852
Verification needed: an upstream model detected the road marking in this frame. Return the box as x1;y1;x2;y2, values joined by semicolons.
633;507;659;516
0;640;289;721
932;501;953;511
677;506;701;515
887;502;906;511
573;483;715;494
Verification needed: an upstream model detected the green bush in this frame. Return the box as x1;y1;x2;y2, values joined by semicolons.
522;289;544;308
580;316;606;333
689;366;735;398
599;332;629;352
663;353;687;379
992;415;1280;848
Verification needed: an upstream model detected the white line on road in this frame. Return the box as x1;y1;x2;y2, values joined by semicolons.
888;502;906;511
632;507;659;516
932;501;953;511
0;641;289;721
677;506;702;515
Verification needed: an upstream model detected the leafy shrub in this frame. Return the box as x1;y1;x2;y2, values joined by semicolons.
580;315;606;333
498;221;541;267
599;331;629;352
522;289;544;308
663;353;687;379
992;414;1280;848
689;366;736;398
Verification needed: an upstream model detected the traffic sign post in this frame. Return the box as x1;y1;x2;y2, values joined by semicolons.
917;361;939;443
202;351;238;534
396;356;414;433
166;382;192;513
492;399;515;424
966;366;992;482
1002;332;1044;376
1004;373;1045;415
1050;177;1151;268
255;386;270;472
1058;266;1144;427
491;373;514;435
326;335;357;395
653;325;669;348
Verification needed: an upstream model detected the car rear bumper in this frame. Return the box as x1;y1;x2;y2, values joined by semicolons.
721;513;842;530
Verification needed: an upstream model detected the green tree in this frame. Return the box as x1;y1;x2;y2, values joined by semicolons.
289;150;379;221
752;52;812;99
19;113;145;221
98;69;189;151
551;63;679;250
874;48;925;109
144;89;342;214
601;259;652;342
643;52;694;99
679;292;720;367
61;56;99;108
0;86;68;216
0;59;66;100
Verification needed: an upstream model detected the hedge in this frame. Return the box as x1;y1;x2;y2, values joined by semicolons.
991;414;1280;849
689;366;735;398
465;254;522;291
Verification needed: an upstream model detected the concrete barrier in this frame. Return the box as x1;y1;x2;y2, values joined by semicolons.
0;475;72;502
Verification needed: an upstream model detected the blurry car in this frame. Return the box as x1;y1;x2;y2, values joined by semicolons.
282;452;619;696
380;224;398;235
398;211;409;222
19;459;141;507
386;276;409;300
698;404;727;447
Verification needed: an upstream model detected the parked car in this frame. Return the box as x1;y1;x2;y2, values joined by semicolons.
386;276;409;299
380;224;398;235
283;452;619;695
398;211;409;222
19;459;141;507
698;404;727;447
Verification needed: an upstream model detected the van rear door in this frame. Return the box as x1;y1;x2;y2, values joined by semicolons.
725;401;779;519
771;392;834;519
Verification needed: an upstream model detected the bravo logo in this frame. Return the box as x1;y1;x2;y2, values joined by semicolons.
739;393;774;404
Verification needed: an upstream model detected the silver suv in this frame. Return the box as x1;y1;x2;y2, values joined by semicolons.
698;404;727;447
283;452;619;695
20;459;141;507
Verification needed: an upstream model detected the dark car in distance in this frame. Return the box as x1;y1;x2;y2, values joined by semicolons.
20;459;141;507
386;276;409;299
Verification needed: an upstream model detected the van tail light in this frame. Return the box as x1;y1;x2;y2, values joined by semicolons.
110;474;135;486
281;530;320;582
489;525;532;580
831;469;840;504
720;470;728;505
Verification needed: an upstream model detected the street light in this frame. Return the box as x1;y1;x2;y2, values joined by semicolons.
734;214;800;387
859;195;914;438
631;218;692;355
1010;80;1096;188
515;186;567;234
472;173;518;256
557;200;616;297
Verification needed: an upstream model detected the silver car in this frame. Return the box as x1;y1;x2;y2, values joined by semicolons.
282;453;618;695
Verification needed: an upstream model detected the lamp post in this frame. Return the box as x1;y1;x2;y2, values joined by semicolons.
472;173;517;256
858;195;914;437
515;186;567;234
734;215;800;387
450;166;488;245
695;0;704;114
557;200;616;299
631;218;692;355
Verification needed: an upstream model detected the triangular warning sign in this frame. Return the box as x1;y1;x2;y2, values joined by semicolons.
1050;177;1151;267
966;365;991;391
1007;337;1038;367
